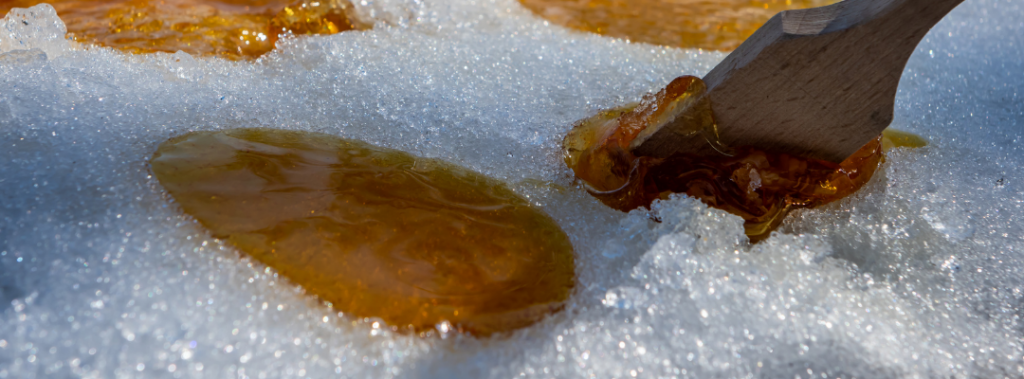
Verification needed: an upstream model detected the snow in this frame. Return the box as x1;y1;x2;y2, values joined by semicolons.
1;0;1023;377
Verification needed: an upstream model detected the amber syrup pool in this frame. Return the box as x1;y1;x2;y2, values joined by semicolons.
563;76;927;241
518;0;837;50
151;129;575;335
0;0;365;59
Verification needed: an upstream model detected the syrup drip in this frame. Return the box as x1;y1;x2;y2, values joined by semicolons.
0;0;365;59
151;129;575;335
563;76;926;241
518;0;838;51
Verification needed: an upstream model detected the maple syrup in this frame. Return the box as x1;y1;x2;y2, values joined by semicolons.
563;76;925;241
151;128;575;335
0;0;365;59
519;0;837;50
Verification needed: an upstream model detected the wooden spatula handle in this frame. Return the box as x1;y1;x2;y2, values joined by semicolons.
631;0;967;163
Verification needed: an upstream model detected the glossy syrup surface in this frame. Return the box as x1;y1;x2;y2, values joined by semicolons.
0;0;364;58
563;76;926;241
518;0;837;50
151;129;575;335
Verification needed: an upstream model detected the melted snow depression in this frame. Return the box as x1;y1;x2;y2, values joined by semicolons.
2;0;1023;377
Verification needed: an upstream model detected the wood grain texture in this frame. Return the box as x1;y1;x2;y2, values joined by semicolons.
631;0;966;163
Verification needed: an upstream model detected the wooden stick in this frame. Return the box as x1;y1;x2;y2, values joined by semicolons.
630;0;966;163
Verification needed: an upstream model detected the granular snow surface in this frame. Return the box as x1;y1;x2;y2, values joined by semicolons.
1;0;1023;378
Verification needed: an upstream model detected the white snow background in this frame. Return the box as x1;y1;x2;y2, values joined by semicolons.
1;0;1022;377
